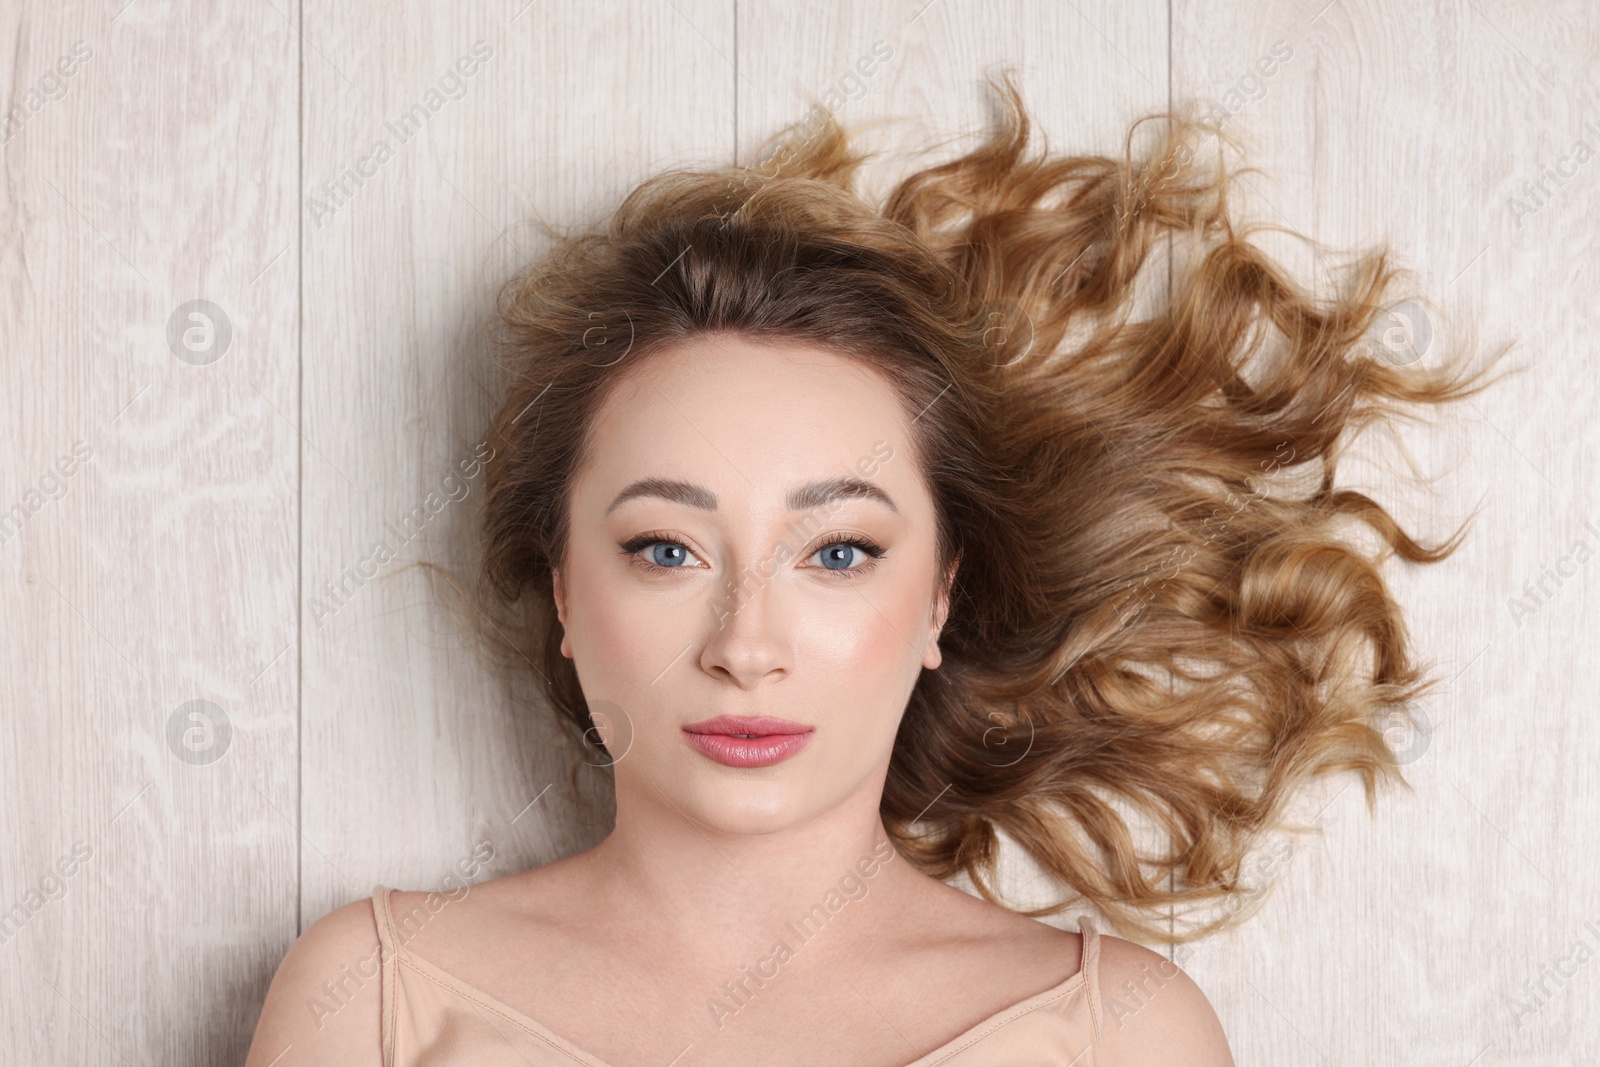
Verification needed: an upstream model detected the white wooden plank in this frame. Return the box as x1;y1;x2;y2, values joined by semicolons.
0;3;300;1062
1170;1;1600;1062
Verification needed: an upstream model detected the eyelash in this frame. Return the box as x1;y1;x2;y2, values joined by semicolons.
619;530;887;580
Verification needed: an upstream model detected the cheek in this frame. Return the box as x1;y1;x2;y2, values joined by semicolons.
803;578;931;696
830;607;911;667
564;552;687;687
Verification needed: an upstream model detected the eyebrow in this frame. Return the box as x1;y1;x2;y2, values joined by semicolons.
605;476;898;515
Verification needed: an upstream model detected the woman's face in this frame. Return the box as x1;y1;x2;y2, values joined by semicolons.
553;334;953;835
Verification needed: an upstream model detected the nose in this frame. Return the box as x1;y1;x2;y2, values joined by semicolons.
697;564;791;689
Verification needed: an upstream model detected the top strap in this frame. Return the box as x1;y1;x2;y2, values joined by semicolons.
372;884;404;955
372;885;401;1067
1076;914;1103;1045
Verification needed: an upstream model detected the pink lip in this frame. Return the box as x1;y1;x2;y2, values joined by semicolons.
681;715;814;768
682;715;812;735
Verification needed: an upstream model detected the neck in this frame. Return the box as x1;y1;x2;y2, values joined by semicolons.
570;767;926;959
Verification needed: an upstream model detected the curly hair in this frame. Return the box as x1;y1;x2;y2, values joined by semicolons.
464;70;1509;944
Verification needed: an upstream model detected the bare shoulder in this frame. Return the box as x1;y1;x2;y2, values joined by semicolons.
244;895;384;1067
384;864;565;953
899;875;1086;1000
1094;934;1235;1067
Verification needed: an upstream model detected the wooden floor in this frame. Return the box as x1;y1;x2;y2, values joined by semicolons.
1;1;1596;1063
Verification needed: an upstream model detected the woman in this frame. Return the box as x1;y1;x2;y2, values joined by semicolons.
247;72;1499;1065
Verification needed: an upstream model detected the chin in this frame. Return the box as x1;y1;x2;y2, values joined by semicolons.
670;774;820;835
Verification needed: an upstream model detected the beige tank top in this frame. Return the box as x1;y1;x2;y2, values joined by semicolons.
372;884;1104;1066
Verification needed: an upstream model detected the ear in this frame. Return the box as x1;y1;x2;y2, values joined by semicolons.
922;551;960;671
552;568;573;659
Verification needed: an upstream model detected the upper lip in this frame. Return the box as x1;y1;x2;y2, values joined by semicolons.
682;715;813;736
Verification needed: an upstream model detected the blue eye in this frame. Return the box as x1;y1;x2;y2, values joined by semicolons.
808;536;886;576
816;543;858;570
651;543;689;567
621;532;884;578
617;537;700;572
620;533;703;572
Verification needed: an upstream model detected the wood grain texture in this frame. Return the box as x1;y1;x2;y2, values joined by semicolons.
1;1;1594;1063
1169;1;1600;1063
0;2;300;1064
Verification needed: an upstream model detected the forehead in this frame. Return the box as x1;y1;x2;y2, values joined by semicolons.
577;335;923;511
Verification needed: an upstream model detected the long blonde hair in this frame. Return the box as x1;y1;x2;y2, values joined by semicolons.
468;71;1509;943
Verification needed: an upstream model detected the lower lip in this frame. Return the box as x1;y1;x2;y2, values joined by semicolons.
683;730;813;768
